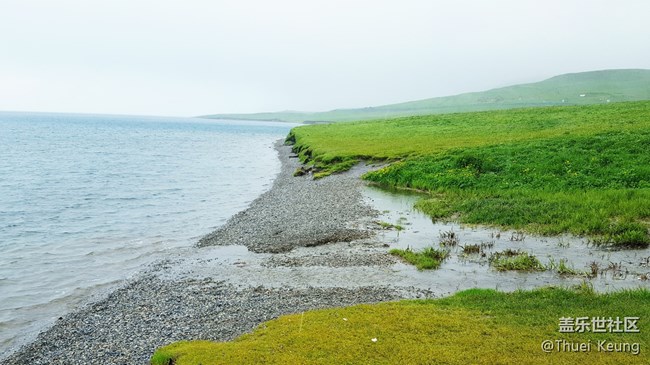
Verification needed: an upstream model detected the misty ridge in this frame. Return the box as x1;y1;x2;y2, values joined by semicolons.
202;69;650;123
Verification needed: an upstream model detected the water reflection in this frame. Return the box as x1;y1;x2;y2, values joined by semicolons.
158;184;649;301
362;185;650;290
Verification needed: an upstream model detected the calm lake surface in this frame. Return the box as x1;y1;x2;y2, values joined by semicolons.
0;112;293;356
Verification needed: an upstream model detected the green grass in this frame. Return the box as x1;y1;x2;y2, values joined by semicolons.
287;101;650;247
413;190;650;248
288;101;650;165
151;287;650;365
376;221;404;231
489;250;546;272
201;69;650;123
389;246;450;270
547;258;582;276
365;131;650;191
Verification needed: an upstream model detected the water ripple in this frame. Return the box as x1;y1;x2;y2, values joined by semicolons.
0;111;292;355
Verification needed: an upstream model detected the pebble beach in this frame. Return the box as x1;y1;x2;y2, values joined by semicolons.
2;142;430;364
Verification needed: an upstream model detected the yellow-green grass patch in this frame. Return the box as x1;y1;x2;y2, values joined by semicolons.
152;288;649;365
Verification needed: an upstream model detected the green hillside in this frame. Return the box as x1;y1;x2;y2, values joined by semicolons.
201;69;650;123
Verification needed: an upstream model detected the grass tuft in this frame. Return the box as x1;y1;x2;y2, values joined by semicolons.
150;349;175;365
375;221;404;231
547;258;581;276
439;230;459;247
489;250;545;272
389;246;450;270
461;244;481;255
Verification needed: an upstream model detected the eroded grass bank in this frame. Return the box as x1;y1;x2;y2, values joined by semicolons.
287;101;650;247
152;287;650;364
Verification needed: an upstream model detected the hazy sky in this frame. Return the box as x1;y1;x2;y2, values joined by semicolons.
1;0;649;117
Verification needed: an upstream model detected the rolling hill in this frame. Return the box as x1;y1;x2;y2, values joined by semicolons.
200;69;650;123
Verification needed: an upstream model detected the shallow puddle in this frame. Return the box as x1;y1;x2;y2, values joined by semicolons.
362;185;650;292
156;185;649;297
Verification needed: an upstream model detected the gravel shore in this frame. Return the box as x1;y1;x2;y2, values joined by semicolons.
2;142;427;365
199;141;377;253
6;140;647;364
3;276;405;365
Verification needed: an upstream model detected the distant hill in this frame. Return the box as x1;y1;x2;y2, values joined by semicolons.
199;69;650;123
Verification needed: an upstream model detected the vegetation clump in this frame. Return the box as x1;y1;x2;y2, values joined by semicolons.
489;250;545;272
547;258;581;276
389;246;450;270
375;221;404;231
439;230;459;247
461;244;481;255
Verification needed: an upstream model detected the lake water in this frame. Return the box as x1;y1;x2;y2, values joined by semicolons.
0;112;293;356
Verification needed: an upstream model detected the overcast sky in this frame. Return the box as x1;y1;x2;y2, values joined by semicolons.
1;0;649;117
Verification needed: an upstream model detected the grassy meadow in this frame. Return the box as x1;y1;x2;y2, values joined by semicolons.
288;101;650;247
152;287;650;364
151;101;650;365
